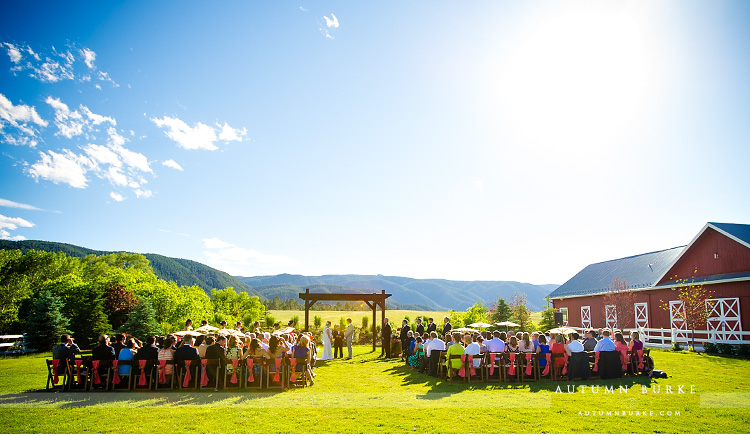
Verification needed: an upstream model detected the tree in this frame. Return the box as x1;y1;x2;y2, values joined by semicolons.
120;297;162;341
602;277;637;332
103;284;138;330
488;296;512;324
538;297;556;333
509;293;534;332
313;315;322;329
660;270;714;351
23;291;70;352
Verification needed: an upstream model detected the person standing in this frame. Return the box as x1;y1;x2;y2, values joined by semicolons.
400;320;410;362
443;316;452;335
380;318;392;358
426;318;437;334
320;321;334;360
333;325;344;359
415;318;425;337
345;318;354;360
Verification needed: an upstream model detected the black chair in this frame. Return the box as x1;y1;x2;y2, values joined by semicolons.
131;359;156;391
428;351;442;377
598;351;623;379
567;352;591;380
176;360;200;389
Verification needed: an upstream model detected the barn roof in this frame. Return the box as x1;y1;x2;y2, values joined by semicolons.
547;246;685;299
709;222;750;248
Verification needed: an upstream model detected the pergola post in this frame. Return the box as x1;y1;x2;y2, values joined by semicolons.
304;288;310;332
381;290;386;351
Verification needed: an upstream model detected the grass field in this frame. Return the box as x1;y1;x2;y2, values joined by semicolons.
268;309;449;328
1;347;749;433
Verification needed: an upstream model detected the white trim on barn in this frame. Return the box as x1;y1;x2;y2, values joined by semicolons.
635;302;649;329
706;297;742;342
669;300;690;342
581;306;591;329
605;304;617;330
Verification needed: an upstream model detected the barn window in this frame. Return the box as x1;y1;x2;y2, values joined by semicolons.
560;307;568;325
706;298;741;342
581;306;591;329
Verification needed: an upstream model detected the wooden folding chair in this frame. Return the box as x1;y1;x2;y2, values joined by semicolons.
587;351;600;379
504;352;522;382
266;357;285;390
465;353;485;383
176;360;200;390
154;360;175;390
46;359;69;391
550;353;567;380
437;351;449;380
110;360;133;391
224;358;243;389
131;359;156;391
484;352;504;382
536;353;555;381
68;358;89;391
89;360;112;391
243;357;266;390
518;352;536;382
198;359;222;391
286;355;310;388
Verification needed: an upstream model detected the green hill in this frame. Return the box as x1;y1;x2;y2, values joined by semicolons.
0;240;255;296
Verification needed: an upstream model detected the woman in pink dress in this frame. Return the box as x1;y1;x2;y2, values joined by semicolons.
614;332;629;372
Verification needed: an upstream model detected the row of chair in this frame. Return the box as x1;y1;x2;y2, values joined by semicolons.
45;356;312;392
429;349;651;383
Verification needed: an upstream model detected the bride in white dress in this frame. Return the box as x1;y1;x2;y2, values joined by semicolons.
320;321;334;360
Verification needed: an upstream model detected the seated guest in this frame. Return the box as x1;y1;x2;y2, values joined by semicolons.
444;333;454;348
268;336;289;359
594;329;622;379
445;332;465;377
244;338;270;360
463;334;481;369
477;336;486;353
260;332;271;351
173;335;200;368
629;331;646;372
550;334;566;368
134;336;159;361
112;333;126;358
593;329;616;352
118;339;136;376
422;332;445;375
582;330;598;352
92;335;116;361
293;335;315;385
564;332;590;380
614;332;629;371
157;336;176;376
198;336;214;358
519;332;535;353
225;336;242;373
52;334;80;375
205;335;229;387
408;337;424;369
506;336;520;353
532;332;540;350
185;318;193;330
535;334;550;369
498;331;508;343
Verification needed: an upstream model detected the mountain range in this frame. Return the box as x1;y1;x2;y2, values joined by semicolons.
0;240;558;311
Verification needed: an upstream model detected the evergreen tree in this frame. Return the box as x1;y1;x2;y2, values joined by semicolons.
119;298;162;341
23;291;70;352
489;297;512;324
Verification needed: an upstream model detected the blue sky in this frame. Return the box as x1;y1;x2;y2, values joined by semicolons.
1;1;748;285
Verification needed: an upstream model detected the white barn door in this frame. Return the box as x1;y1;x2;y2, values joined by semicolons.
605;305;617;330
580;306;591;329
634;302;649;329
706;298;741;342
669;300;689;342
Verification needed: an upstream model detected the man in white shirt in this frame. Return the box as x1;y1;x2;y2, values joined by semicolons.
593;329;616;352
426;332;445;357
463;334;481;368
565;332;585;355
485;331;506;353
260;332;271;350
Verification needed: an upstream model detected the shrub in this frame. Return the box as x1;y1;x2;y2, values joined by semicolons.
361;316;369;331
339;316;346;330
313;315;322;329
671;342;683;352
290;315;300;328
737;344;750;357
703;342;719;354
716;343;736;355
265;315;276;329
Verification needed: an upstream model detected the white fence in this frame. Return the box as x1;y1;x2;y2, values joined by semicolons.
0;334;25;354
563;326;750;350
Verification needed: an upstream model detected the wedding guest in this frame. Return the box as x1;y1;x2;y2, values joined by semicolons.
380;318;392;359
118;339;136;376
614;332;629;371
551;334;566;368
185;318;193;330
198;336;213;358
400;320;410;362
205;335;229;388
582;330;598;352
134;336;159;361
293;335;314;385
225;336;242;374
52;334;80;374
92;335;116;362
446;333;465;377
477;336;486;353
486;331;506;354
253;321;262;334
594;329;616;352
519;332;535;353
426;318;437;334
506;336;520;353
532;332;540;350
174;335;200;367
443;317;452;335
408;337;424;369
536;334;550;369
112;333;126;357
415;318;425;336
464;334;481;369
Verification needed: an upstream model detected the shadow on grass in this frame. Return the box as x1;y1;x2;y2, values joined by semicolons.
382;359;656;395
0;390;287;408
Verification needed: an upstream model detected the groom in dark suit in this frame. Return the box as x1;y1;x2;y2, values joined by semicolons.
380;318;392;358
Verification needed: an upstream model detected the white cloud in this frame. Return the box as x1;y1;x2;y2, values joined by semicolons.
0;229;26;241
152;116;246;150
110;192;124;202
46;96;115;139
0;93;48;146
0;198;43;211
107;166;128;186
162;159;183;171
0;214;35;230
202;237;297;276
1;42;117;86
81;48;96;69
3;43;22;63
324;14;339;28
217;122;248;142
134;189;153;198
83;143;121;167
27;149;91;188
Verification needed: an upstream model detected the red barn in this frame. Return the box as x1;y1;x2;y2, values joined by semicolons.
548;223;750;346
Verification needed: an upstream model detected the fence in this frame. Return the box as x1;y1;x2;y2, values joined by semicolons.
561;326;750;350
0;335;24;355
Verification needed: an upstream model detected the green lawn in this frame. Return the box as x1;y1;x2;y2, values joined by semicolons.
1;348;749;433
268;309;448;328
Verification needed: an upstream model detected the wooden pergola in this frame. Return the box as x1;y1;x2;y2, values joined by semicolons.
299;289;392;352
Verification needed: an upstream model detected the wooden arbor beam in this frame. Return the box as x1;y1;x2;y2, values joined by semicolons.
298;288;392;352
